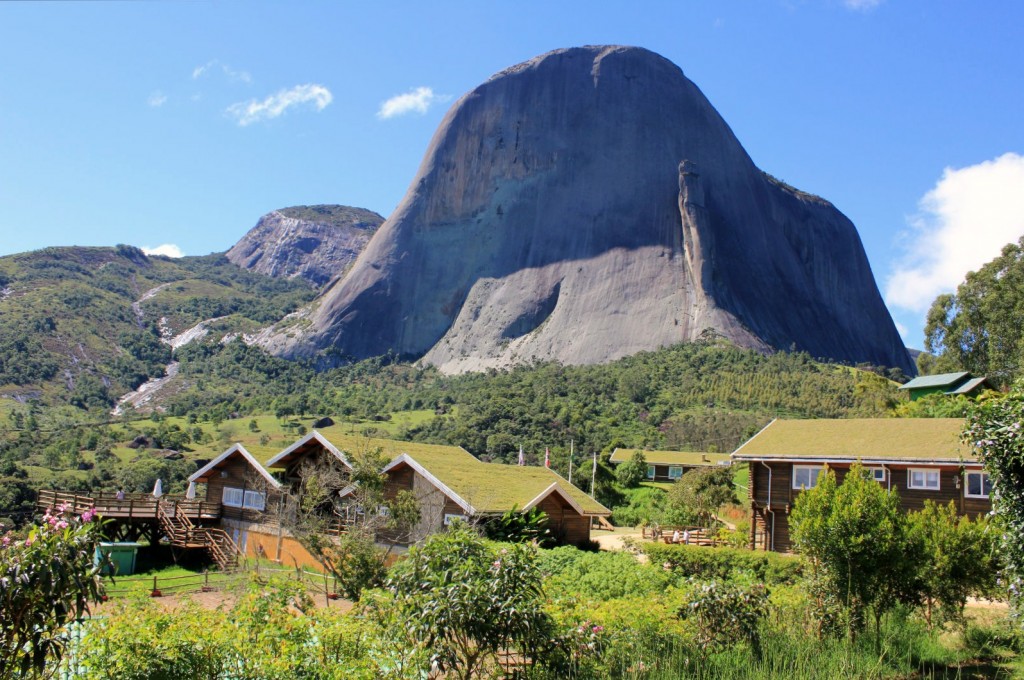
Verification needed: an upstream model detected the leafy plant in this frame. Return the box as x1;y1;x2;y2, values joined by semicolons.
483;505;552;545
0;504;105;678
383;522;557;679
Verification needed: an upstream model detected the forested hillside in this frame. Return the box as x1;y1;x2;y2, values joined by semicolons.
0;335;904;520
0;245;315;407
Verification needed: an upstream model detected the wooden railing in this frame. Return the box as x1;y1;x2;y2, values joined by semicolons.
199;527;242;571
36;489;221;521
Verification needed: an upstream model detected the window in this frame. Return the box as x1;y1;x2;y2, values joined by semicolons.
222;486;266;510
646;465;656;480
222;486;245;508
965;471;993;498
792;466;823;490
444;513;468;526
242;490;266;511
867;467;886;482
908;469;940;491
668;466;683;480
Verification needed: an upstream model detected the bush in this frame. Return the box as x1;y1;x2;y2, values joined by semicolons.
539;546;673;600
643;543;803;586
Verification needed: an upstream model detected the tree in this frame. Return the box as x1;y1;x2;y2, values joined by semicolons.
279;445;420;600
965;389;1024;622
383;522;556;679
1;504;106;678
906;500;1000;627
790;463;910;645
925;236;1024;387
615;451;647;488
662;466;735;528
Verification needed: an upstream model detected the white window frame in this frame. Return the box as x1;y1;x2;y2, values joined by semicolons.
223;486;266;510
444;513;469;526
222;486;245;508
646;465;656;480
907;468;940;491
668;465;683;480
242;489;266;511
964;471;993;499
792;465;823;490
867;467;886;482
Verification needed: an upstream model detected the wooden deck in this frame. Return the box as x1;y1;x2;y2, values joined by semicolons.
37;489;242;570
36;489;222;521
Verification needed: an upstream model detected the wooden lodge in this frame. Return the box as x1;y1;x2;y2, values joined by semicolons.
609;448;730;482
732;418;992;552
37;429;610;572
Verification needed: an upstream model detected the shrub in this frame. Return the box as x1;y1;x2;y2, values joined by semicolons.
1;504;105;678
539;546;673;600
643;543;803;586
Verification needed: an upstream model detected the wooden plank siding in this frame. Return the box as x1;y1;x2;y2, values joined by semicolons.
748;461;992;553
203;458;281;525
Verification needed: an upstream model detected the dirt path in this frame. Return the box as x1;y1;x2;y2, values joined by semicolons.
93;587;353;615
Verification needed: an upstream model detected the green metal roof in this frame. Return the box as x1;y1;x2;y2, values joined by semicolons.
610;448;731;467
731;418;975;463
898;372;971;391
948;377;992;395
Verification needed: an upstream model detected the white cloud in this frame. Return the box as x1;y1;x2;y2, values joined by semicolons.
377;86;450;120
885;152;1024;313
843;0;883;10
147;90;167;107
226;84;332;126
193;60;251;83
142;244;185;258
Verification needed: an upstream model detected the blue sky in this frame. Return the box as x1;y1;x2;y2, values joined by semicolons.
2;1;1022;350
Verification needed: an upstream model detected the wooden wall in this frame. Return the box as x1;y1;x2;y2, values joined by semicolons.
747;461;992;553
204;458;281;524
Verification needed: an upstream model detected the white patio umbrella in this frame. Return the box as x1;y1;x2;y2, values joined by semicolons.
185;481;196;500
152;478;163;498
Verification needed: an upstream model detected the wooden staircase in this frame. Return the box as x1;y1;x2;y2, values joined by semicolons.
158;504;242;571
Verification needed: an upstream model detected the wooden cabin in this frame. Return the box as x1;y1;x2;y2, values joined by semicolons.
609;448;730;482
898;372;995;401
732;418;992;552
381;445;610;548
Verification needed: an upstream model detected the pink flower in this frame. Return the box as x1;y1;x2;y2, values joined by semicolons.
592;625;604;633
24;538;33;547
81;508;96;523
1;536;10;547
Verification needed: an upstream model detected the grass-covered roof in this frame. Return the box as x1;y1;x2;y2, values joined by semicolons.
610;448;731;467
732;418;974;463
318;431;609;516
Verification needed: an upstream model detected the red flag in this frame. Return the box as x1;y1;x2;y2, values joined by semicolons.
544;447;550;468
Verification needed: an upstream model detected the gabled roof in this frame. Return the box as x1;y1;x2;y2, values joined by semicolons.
948;376;993;395
264;430;352;470
610;448;731;467
381;446;610;516
898;372;971;391
188;443;282;488
731;418;975;464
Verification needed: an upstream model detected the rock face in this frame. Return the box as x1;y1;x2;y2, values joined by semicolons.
227;205;384;288
263;46;914;375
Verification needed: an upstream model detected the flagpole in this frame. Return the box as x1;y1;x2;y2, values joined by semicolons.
568;439;574;484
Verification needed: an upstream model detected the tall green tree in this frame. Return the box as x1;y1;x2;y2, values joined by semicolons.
790;463;910;645
906;500;1000;627
925;236;1024;387
964;389;1024;622
615;451;647;488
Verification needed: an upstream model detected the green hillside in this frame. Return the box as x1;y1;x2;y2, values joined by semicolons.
0;245;315;407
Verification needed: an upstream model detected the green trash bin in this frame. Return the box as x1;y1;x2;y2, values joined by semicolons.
95;542;141;576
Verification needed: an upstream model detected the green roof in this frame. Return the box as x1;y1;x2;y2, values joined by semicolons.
317;432;610;516
899;372;971;391
609;448;731;467
732;418;974;463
